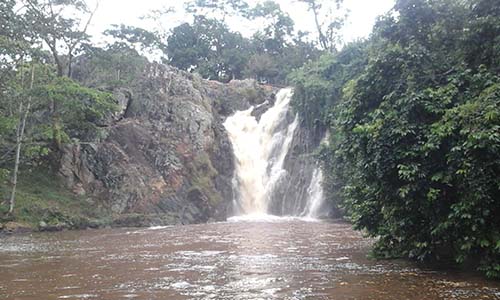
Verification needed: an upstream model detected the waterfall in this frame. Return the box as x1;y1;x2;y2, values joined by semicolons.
301;132;329;218
301;168;324;218
223;88;298;215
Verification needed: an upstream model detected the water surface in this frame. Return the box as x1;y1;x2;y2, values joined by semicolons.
1;218;499;300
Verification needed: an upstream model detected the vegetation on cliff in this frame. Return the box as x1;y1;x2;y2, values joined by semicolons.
290;0;500;277
1;0;119;221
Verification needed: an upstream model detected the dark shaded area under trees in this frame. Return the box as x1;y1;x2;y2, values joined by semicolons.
290;0;500;278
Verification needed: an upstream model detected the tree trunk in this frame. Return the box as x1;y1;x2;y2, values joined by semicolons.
67;53;73;78
9;64;35;214
9;101;24;214
48;41;64;77
310;1;328;51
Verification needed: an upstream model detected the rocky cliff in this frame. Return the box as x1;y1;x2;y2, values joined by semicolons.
60;63;276;226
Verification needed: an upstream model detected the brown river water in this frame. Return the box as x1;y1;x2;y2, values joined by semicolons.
1;217;499;300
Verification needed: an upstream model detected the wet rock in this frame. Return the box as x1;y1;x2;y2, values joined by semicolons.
38;221;69;232
251;100;273;121
268;122;327;216
1;222;32;234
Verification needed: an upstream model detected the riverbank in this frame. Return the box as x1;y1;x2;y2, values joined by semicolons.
0;168;193;234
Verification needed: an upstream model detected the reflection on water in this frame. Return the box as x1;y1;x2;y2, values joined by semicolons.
0;218;499;300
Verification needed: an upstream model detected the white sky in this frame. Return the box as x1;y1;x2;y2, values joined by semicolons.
87;0;395;45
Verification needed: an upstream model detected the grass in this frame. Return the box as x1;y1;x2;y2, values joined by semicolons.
187;153;223;206
0;167;110;230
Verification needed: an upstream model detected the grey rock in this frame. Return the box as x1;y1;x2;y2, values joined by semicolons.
59;63;276;225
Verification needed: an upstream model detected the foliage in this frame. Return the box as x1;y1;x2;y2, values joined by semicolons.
21;0;97;77
72;43;149;88
0;0;119;214
296;0;347;51
248;0;295;55
1;61;117;165
289;41;368;129
0;167;108;227
161;0;321;84
104;25;166;55
33;75;117;141
167;16;249;82
291;0;500;278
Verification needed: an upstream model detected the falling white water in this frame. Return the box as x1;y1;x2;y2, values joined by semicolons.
223;88;298;215
302;168;325;218
302;132;330;218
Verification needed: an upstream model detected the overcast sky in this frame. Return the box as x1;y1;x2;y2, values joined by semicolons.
87;0;395;44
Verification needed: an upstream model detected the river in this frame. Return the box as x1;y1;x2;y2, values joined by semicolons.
1;218;499;300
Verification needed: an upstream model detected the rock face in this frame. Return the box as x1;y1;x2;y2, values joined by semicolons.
267;120;326;216
60;63;276;225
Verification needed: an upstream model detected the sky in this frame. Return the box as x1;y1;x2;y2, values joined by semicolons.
86;0;396;45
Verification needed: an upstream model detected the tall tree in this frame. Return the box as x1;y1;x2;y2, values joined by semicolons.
0;0;33;88
22;0;98;78
297;0;346;51
104;24;165;55
8;64;35;214
249;1;295;56
167;16;249;82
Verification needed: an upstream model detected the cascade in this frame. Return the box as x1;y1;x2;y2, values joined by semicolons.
301;167;325;218
223;88;298;215
301;132;329;218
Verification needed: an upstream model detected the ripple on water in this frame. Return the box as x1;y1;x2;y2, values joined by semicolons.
1;220;500;300
57;294;98;299
170;281;192;290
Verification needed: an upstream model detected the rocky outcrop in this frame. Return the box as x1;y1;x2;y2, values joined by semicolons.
60;63;276;225
268;120;327;216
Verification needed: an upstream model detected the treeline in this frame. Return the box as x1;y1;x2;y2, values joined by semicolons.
104;0;345;84
290;0;499;277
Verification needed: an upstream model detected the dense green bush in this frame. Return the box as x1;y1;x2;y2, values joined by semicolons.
290;0;500;277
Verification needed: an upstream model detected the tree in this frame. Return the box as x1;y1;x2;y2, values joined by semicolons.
104;24;165;56
22;0;98;78
8;64;35;214
1;0;119;215
0;0;34;89
248;1;295;56
72;43;149;89
0;0;36;196
297;0;346;52
244;53;279;83
290;0;500;278
167;16;249;82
